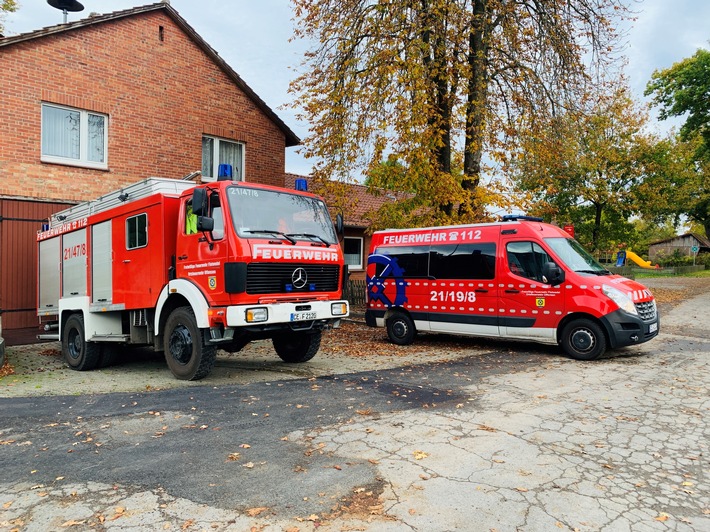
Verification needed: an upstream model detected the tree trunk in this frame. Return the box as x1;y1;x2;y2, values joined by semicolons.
592;202;604;252
462;0;489;216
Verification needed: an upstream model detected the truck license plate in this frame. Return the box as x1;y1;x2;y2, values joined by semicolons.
291;311;316;322
649;322;657;334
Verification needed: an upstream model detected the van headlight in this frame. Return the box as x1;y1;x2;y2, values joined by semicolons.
602;285;637;315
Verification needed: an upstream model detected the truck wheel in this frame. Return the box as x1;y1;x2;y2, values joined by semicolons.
164;307;216;380
386;312;415;345
561;318;607;361
62;314;100;371
273;330;321;363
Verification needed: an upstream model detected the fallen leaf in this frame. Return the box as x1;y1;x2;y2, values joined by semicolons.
246;507;269;517
413;450;429;460
654;513;670;522
227;453;241;462
516;487;529;492
477;424;497;432
61;520;86;527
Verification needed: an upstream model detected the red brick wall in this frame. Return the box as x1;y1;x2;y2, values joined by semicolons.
0;11;287;203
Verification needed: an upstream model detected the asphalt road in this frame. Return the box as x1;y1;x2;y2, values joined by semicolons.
0;277;708;531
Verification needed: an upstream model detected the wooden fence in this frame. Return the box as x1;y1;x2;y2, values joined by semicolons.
344;279;367;306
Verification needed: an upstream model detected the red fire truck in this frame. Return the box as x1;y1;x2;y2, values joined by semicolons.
365;217;659;360
37;176;349;380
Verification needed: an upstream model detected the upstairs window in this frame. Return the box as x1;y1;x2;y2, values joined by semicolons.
202;135;244;181
41;103;108;169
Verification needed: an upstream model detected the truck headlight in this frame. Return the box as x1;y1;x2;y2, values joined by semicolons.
246;308;268;322
331;302;348;316
602;285;637;315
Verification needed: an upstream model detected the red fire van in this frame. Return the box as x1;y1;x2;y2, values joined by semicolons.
365;217;659;360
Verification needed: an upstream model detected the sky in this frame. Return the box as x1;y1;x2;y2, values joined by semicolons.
4;0;710;176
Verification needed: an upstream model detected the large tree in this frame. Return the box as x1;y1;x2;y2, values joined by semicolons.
510;84;667;252
645;48;710;237
290;0;630;227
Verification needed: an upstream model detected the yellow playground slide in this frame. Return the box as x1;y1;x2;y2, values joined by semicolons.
625;250;656;269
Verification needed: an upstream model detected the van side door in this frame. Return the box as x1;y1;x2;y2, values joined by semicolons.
427;242;499;337
499;239;565;342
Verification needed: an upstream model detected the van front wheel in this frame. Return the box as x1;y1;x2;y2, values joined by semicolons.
386;312;415;345
561;319;606;361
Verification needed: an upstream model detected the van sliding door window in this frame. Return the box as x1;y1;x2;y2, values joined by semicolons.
429;243;496;280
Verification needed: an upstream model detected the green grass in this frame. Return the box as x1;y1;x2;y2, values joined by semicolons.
636;269;710;279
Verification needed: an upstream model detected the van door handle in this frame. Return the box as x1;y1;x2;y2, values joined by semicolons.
505;289;520;294
178;255;188;260
475;289;488;293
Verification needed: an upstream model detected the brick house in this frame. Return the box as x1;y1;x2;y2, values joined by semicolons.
0;2;298;339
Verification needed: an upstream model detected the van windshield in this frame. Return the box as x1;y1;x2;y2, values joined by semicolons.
545;237;611;275
227;187;337;244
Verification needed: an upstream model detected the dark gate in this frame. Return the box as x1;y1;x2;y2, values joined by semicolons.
0;199;73;331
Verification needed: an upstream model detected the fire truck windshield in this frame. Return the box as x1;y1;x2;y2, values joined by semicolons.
227;187;337;244
545;237;611;275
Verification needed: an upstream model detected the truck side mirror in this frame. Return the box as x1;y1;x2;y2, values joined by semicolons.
197;216;214;232
336;213;344;236
191;189;206;216
542;262;565;286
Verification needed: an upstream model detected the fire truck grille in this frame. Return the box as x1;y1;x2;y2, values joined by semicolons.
634;300;657;321
246;263;340;294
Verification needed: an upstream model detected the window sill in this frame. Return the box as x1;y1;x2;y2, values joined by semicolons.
41;156;109;171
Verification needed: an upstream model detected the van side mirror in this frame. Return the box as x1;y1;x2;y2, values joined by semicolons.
336;213;344;236
191;189;206;216
542;262;565;286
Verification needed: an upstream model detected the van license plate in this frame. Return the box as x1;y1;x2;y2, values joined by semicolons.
291;312;316;322
649;322;657;333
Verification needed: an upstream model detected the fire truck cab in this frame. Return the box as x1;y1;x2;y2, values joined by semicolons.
365;218;659;360
38;176;349;380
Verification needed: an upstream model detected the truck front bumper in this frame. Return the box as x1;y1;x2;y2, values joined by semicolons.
226;299;349;330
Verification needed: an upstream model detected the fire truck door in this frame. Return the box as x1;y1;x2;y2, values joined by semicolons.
112;211;155;308
175;194;228;298
499;240;564;342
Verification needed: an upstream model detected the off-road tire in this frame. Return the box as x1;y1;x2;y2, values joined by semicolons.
62;314;100;371
272;330;321;363
164;307;216;380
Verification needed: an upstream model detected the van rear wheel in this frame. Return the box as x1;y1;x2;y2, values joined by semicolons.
386;312;415;345
561;318;606;361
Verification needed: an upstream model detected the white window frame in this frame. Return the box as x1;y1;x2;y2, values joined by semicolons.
343;236;364;270
40;103;108;170
201;135;245;182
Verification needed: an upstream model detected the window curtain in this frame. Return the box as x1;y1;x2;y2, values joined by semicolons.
42;105;80;159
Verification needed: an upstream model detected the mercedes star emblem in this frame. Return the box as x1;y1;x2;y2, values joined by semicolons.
291;267;308;289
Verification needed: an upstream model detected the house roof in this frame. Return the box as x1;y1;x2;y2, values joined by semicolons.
0;1;300;147
649;232;710;248
285;174;407;229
